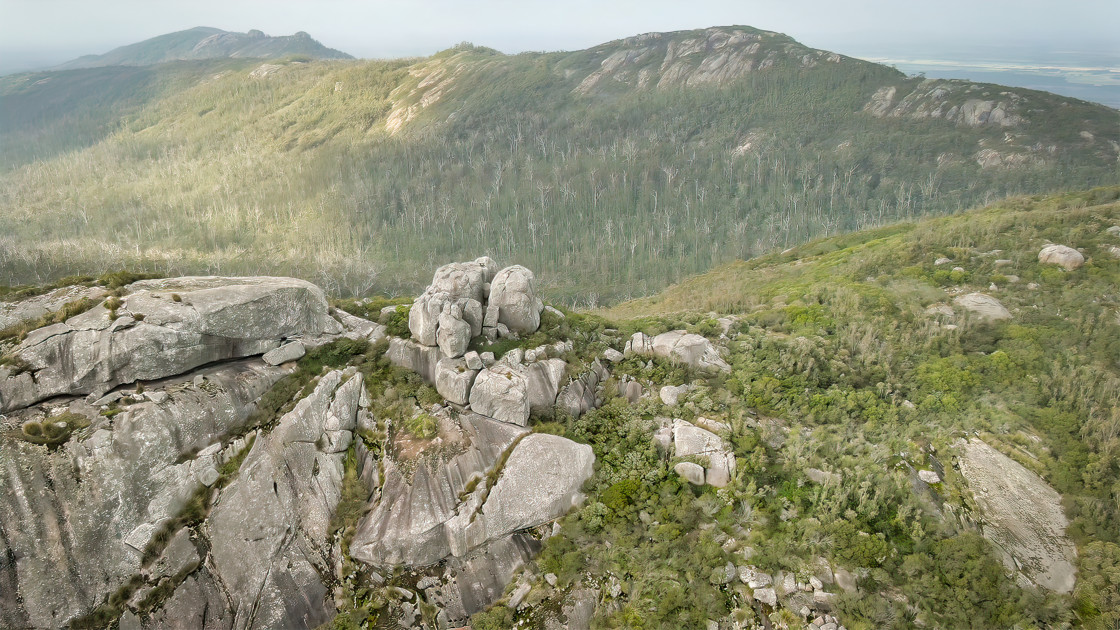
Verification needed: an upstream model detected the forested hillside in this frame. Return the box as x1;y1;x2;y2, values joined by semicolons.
1;26;1116;303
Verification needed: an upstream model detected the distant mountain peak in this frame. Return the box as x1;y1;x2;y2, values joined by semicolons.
55;27;352;70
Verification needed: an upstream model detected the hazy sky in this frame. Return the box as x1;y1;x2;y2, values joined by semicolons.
1;0;1117;72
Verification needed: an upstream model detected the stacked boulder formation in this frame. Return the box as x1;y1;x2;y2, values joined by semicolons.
390;258;581;427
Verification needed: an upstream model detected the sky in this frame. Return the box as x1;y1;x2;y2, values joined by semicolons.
1;0;1117;74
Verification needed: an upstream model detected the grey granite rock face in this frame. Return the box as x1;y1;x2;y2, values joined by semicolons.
557;359;609;418
0;360;289;628
207;369;364;629
0;276;337;413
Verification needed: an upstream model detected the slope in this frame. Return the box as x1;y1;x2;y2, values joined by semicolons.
498;187;1120;628
0;26;1116;303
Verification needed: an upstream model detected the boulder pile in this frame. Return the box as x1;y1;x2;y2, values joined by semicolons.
391;259;585;427
625;330;730;371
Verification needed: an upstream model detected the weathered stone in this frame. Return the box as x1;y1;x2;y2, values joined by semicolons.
0;276;336;413
674;461;706;485
556;360;609;418
464;351;484;371
436;358;479;406
409;291;449;346
738;566;772;589
953;292;1011;321
0;360;289;627
488;266;544;334
437;303;472;358
753;587;777;607
660;384;691;406
388;337;441;384
0;285;107;331
1038;244;1084;270
918;469;941;484
469;365;530;426
526;358;566;413
672;419;735;487
602;348;624;363
208;370;364;629
651;330;731;371
262;340;305;366
429;257;497;303
624;332;654;356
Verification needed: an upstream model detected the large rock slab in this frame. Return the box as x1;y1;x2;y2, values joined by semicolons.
480;434;594;535
0;276;339;413
651;330;730;371
526;358;567;413
957;439;1077;592
625;330;730;371
488;266;544;334
387;337;441;384
349;418;592;621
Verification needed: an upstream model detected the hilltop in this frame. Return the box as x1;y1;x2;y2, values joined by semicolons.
1;189;1119;629
0;25;1116;302
54;26;352;70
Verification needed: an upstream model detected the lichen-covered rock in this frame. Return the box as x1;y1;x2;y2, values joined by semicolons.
1038;244;1085;270
488;266;544;334
953;292;1011;321
0;277;336;413
469;364;530;426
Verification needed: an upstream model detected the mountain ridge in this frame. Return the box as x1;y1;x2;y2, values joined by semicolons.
0;25;1116;303
54;26;352;70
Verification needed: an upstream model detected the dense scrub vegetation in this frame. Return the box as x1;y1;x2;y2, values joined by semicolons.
1;28;1115;303
470;189;1120;628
